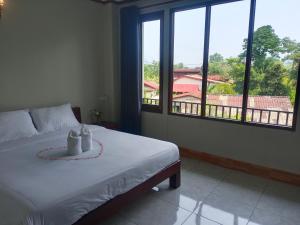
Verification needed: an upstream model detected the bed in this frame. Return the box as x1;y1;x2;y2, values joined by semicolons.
0;107;181;225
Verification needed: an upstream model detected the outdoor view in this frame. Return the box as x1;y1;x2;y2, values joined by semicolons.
142;19;161;106
142;0;300;128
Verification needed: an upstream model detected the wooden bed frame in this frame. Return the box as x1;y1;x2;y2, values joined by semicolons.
71;107;181;225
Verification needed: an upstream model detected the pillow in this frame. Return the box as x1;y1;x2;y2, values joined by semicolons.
30;103;80;133
0;110;38;143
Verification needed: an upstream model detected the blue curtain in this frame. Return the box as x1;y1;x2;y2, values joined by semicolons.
120;6;142;135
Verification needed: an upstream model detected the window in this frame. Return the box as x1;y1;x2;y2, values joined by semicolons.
246;0;300;127
140;12;164;113
206;0;250;120
169;0;300;129
171;7;206;115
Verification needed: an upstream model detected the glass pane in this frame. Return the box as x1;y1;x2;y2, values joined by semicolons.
171;8;206;115
142;20;161;106
247;0;300;127
206;0;250;120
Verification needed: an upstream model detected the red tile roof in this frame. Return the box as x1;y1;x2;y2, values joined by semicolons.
208;74;227;82
144;81;159;90
250;96;292;111
173;84;200;94
173;68;201;74
173;93;201;100
174;74;226;84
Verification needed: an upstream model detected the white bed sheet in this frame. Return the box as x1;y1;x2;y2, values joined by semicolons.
0;125;179;225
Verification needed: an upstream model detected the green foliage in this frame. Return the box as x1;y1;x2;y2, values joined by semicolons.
241;25;282;70
216;25;299;104
174;62;186;69
210;53;224;63
281;37;300;63
208;83;237;95
225;57;245;94
259;59;289;96
146;26;299;106
209;62;227;76
143;61;159;83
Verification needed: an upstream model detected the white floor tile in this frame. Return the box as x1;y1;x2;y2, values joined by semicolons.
120;194;192;225
183;213;221;225
194;193;253;225
102;158;300;225
248;209;298;225
256;180;300;223
209;170;267;208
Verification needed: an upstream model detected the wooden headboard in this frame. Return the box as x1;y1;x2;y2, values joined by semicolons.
72;107;82;123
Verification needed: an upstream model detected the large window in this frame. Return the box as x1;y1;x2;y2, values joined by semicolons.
140;12;164;113
205;0;250;120
168;0;300;129
171;7;206;115
246;0;300;127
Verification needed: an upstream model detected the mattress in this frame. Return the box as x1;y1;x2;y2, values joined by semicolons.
0;125;179;225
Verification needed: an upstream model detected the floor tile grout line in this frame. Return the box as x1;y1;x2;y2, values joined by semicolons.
181;211;195;225
246;180;268;225
184;169;229;225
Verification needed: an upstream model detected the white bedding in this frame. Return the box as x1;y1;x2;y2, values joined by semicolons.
0;125;179;225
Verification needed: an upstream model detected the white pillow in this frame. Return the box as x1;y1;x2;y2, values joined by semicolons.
30;104;80;133
0;110;38;143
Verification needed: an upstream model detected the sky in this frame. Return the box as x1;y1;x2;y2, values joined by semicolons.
143;0;300;68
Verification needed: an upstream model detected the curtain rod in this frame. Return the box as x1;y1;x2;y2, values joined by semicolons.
92;0;192;9
139;0;185;9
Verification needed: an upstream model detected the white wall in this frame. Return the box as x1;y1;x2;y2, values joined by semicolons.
0;0;117;122
114;0;300;174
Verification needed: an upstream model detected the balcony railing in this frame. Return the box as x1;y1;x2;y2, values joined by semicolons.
142;98;293;127
172;100;293;127
143;98;159;106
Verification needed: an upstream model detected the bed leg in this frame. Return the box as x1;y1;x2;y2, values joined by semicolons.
169;170;181;189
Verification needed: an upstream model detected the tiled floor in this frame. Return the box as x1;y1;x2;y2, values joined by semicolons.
101;158;300;225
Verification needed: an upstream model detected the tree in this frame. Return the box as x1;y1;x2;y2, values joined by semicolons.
226;57;245;94
281;37;300;81
209;62;227;76
208;83;236;95
281;37;300;62
174;63;186;69
259;59;289;96
210;53;224;63
241;25;282;70
144;61;159;83
209;53;229;80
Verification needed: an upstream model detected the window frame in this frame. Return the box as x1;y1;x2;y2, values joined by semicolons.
168;0;300;131
139;11;164;113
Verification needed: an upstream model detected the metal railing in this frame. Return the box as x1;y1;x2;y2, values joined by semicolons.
171;100;293;127
142;98;293;127
143;98;159;106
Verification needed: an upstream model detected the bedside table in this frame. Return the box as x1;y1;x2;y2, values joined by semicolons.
94;121;120;130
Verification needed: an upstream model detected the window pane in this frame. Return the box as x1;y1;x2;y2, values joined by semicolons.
247;0;300;127
171;8;206;116
142;20;161;106
206;0;250;120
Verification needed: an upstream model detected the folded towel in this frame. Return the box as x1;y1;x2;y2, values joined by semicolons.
67;130;82;156
81;125;93;152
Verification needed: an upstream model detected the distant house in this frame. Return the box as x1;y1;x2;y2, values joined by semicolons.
143;81;159;98
173;68;201;79
173;84;200;94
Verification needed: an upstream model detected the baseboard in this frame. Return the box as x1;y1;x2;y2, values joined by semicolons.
180;147;300;186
